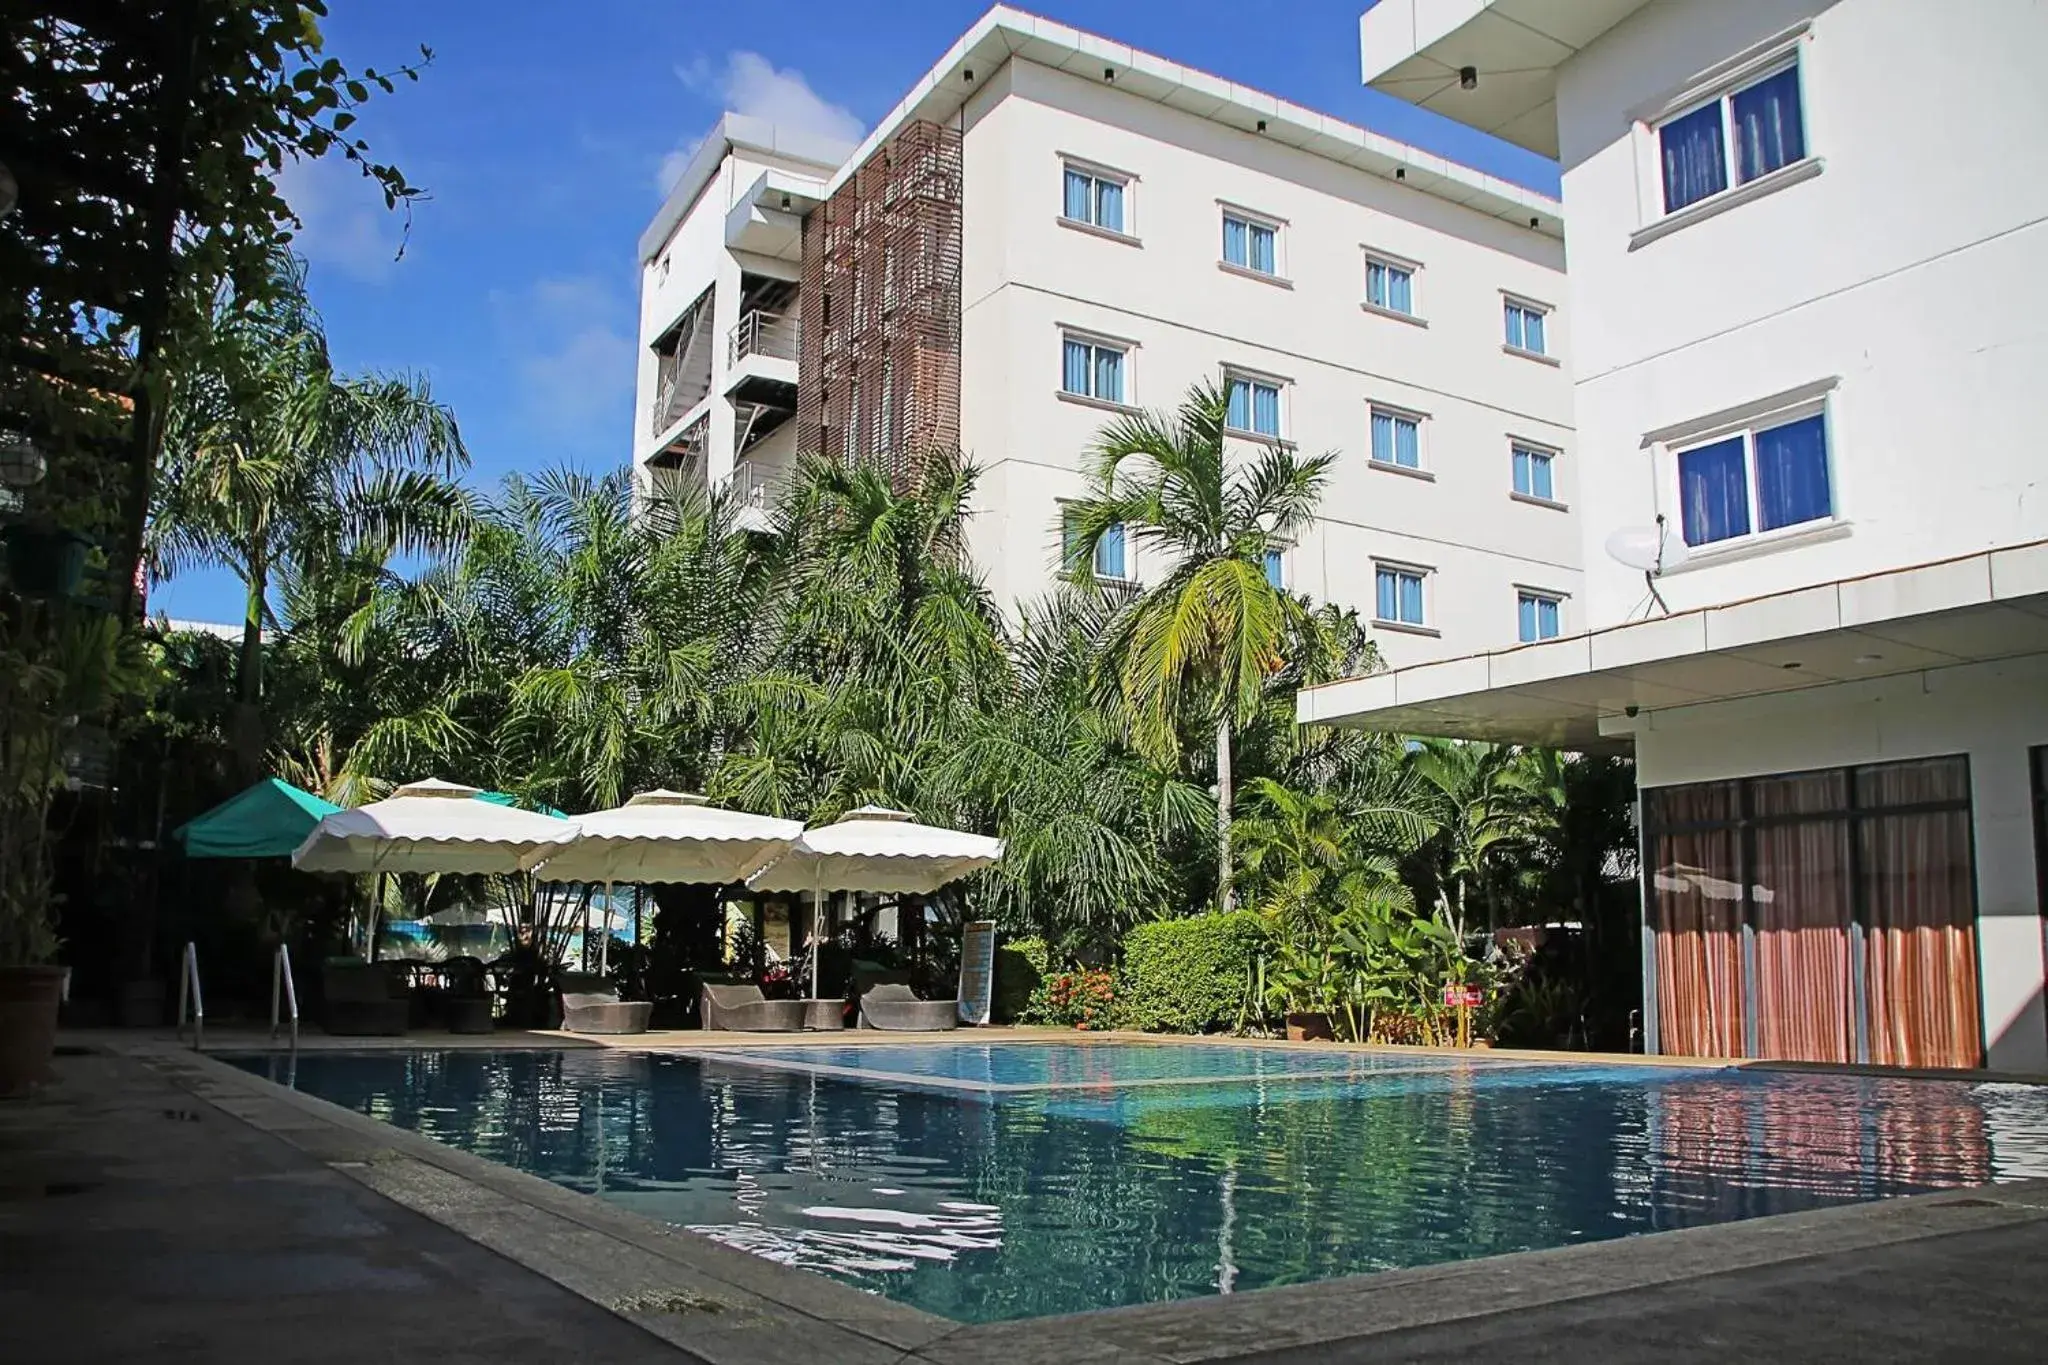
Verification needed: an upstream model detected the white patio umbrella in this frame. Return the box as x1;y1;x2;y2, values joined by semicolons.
533;790;803;973
292;779;580;956
748;806;1003;998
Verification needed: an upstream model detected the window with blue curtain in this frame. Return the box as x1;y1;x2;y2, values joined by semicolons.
1095;521;1127;580
1228;376;1282;437
1731;64;1804;184
1518;592;1561;643
1264;548;1285;589
1505;301;1548;355
1223;213;1277;274
1063;165;1127;231
1375;566;1425;625
1062;337;1125;403
1512;445;1554;500
1367;258;1414;314
1752;413;1830;531
1660;100;1729;213
1371;409;1420;468
1094;178;1125;233
1677;434;1751;545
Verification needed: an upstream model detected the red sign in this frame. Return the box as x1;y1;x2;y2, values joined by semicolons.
1442;985;1483;1009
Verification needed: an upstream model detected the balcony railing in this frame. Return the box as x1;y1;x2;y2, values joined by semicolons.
729;309;799;366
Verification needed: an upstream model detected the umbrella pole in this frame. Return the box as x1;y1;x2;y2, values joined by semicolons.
599;880;613;977
811;886;821;1000
369;872;387;962
632;885;644;997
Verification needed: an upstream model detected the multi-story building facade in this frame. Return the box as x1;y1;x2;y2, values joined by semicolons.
1330;0;2048;1069
634;7;1576;667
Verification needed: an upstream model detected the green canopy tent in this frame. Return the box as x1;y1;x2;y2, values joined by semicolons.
174;778;342;859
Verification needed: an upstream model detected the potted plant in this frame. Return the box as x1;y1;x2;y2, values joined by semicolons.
1261;939;1341;1042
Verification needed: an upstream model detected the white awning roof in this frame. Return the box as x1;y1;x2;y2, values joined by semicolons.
1299;541;2048;749
292;779;579;875
749;806;1003;895
534;791;803;886
1360;0;1654;157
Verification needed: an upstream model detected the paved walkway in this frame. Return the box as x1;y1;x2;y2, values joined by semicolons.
0;1050;684;1364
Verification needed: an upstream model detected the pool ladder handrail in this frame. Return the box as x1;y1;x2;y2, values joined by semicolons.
270;942;300;1052
175;940;204;1052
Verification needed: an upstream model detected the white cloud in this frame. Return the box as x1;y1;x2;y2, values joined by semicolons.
495;276;636;440
656;51;863;193
273;153;409;283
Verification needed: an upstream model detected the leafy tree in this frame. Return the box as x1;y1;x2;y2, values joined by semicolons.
1065;382;1335;909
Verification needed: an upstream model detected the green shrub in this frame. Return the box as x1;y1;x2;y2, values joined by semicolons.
1025;968;1116;1029
992;937;1048;1024
1117;912;1271;1034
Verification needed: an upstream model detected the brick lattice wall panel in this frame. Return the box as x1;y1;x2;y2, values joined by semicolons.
797;120;962;492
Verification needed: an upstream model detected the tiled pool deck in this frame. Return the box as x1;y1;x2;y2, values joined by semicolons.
12;1029;2047;1362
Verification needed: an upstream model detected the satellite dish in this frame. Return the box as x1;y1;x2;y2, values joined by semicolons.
1604;521;1689;575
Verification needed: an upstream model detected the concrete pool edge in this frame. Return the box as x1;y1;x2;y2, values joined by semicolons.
103;1032;2048;1364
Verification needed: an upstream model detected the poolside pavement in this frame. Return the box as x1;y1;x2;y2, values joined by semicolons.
4;1031;2045;1362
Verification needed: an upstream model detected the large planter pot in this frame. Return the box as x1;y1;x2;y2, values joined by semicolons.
0;965;67;1098
1285;1009;1335;1043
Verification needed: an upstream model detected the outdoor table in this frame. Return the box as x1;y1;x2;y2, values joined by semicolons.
800;998;846;1030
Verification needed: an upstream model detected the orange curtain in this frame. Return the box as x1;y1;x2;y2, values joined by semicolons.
1752;819;1853;1062
1862;807;1981;1068
1652;825;1746;1059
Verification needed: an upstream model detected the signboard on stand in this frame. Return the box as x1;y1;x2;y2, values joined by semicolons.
1443;983;1483;1048
958;920;996;1025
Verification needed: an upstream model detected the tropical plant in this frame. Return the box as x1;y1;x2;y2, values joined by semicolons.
1065;381;1335;910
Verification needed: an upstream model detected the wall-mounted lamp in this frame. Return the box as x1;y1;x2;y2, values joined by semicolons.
1459;66;1478;90
1256;119;1267;133
1103;66;1115;81
1394;167;1406;180
1529;216;1540;228
963;67;974;82
781;193;793;210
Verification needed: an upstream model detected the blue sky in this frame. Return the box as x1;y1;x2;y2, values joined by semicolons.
151;0;1555;623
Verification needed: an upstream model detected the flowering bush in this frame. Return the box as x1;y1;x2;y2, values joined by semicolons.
1027;968;1117;1029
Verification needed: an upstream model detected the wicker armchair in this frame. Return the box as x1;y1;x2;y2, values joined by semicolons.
559;991;654;1034
701;983;807;1032
858;983;959;1032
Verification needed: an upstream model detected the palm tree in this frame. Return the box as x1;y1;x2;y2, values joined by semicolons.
152;251;467;775
1066;381;1335;908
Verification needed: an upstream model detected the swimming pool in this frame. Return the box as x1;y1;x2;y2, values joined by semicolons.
234;1042;2048;1322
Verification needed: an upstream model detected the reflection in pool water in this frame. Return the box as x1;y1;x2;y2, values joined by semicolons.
232;1045;2048;1323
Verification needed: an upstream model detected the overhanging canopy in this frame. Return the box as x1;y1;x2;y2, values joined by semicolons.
291;778;579;875
534;790;802;886
749;806;1003;896
175;778;341;860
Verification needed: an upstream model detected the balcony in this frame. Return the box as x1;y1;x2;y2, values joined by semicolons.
729;309;799;366
726;308;799;454
729;457;789;533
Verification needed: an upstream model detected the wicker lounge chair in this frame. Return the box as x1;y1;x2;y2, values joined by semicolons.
559;991;654;1034
322;960;410;1036
858;983;959;1032
701;983;806;1032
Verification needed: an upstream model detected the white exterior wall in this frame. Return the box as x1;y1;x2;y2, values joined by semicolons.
1553;0;2048;629
1631;655;2048;1071
959;60;1576;662
633;143;836;490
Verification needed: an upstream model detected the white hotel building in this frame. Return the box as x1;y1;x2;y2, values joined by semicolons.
1326;0;2048;1069
632;6;1575;670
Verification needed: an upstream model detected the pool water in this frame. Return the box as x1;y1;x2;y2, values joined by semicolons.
234;1043;2048;1323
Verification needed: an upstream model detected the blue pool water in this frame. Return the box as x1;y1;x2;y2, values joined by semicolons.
233;1043;2048;1323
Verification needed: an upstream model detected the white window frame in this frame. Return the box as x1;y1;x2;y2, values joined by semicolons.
1628;23;1821;248
1515;587;1566;644
1367;402;1429;476
1218;203;1286;281
1059;329;1134;408
1502;294;1554;360
1056;500;1135;585
1060;157;1137;240
1222;366;1289;442
1262;542;1290;592
1362;248;1422;322
1644;377;1844;563
1509;438;1563;507
1371;559;1434;633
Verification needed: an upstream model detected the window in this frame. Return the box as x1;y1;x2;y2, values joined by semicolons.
1365;256;1415;315
1225;373;1283;439
1659;59;1806;215
1222;211;1278;275
1504;299;1549;356
1062;163;1128;234
1374;564;1427;627
1675;410;1831;547
1263;547;1286;589
1369;407;1422;470
1061;335;1127;405
1061;507;1129;582
1517;591;1562;643
1512;443;1556;501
